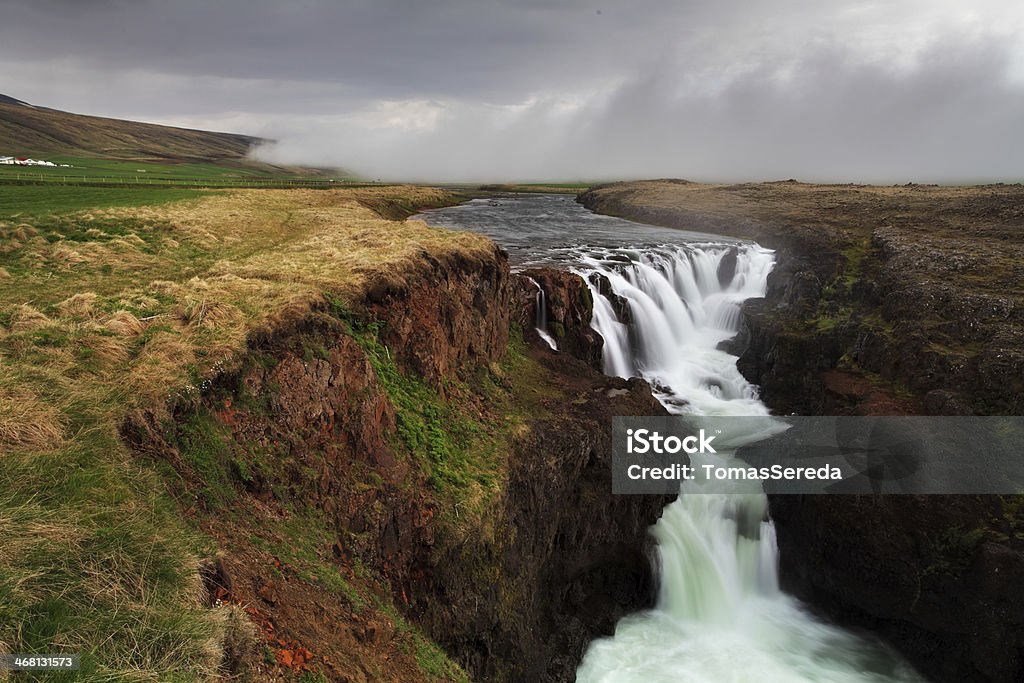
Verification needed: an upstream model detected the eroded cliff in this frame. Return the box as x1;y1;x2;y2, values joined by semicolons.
124;234;668;681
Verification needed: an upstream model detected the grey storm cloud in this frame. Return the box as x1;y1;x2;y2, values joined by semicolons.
2;0;1022;182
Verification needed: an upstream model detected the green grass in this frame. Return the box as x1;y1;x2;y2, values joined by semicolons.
0;425;221;681
249;512;368;612
0;184;491;680
45;156;289;180
0;155;357;190
1;155;347;180
0;184;205;217
348;317;505;508
376;600;471;683
325;297;552;535
370;325;558;541
167;408;239;510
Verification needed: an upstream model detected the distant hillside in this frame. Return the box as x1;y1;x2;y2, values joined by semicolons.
0;94;267;162
0;94;31;106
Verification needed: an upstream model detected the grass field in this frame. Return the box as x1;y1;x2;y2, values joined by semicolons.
0;156;354;189
0;185;207;217
0;184;483;680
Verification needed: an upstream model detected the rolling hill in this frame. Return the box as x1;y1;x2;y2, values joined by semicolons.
0;94;266;162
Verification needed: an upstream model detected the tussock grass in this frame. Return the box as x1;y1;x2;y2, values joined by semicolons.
176;298;242;330
8;304;50;332
0;185;476;680
0;386;64;451
55;293;100;320
103;310;145;337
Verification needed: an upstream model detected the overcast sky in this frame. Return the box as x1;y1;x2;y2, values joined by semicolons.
2;0;1023;182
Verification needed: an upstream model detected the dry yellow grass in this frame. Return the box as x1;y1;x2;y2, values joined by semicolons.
109;187;484;409
103;310;145;336
56;292;100;319
0;186;483;439
80;326;131;367
1;186;482;422
0;185;480;680
0;385;64;451
8;304;49;332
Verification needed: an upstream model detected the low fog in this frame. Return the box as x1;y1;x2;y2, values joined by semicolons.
2;0;1022;182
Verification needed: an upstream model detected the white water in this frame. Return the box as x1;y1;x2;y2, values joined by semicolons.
417;196;922;683
525;275;559;351
576;244;773;416
575;243;922;683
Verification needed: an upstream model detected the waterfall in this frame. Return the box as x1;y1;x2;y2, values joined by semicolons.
575;243;922;683
576;243;773;415
416;195;921;682
525;276;559;351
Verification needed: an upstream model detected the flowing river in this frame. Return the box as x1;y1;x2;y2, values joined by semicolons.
418;194;922;682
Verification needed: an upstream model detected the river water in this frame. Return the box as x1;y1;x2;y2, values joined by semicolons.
418;194;922;683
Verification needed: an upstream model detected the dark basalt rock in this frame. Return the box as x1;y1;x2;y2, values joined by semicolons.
578;180;1024;683
771;495;1024;683
514;268;604;370
923;389;975;416
588;272;633;325
717;246;739;287
426;373;670;682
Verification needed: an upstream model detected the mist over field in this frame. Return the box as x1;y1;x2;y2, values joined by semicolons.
2;0;1023;182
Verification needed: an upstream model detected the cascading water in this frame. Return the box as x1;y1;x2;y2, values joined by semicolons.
525;276;558;351
576;243;773;416
574;243;921;683
416;195;922;683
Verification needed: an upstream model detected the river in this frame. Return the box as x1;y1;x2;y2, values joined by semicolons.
418;194;922;683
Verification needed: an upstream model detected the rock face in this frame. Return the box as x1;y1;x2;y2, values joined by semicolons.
363;248;512;390
579;180;1024;683
716;246;739;288
770;496;1024;683
422;373;669;681
514;268;604;370
126;241;669;682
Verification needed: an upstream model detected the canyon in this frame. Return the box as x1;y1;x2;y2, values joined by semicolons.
579;180;1024;682
34;181;1019;681
122;212;673;681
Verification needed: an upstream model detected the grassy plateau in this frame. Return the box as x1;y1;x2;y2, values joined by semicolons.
0;184;492;680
